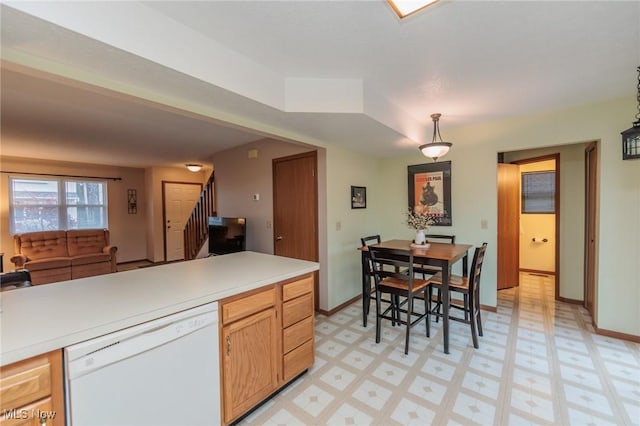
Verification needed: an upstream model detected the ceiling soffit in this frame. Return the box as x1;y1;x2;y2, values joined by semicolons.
2;2;424;143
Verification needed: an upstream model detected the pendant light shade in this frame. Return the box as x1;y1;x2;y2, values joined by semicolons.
419;113;452;161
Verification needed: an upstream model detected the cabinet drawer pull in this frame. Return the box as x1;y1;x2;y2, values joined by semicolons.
226;335;231;356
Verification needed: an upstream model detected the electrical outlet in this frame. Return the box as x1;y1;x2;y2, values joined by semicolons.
336;221;342;231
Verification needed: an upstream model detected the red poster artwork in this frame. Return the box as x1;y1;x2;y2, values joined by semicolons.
413;171;445;216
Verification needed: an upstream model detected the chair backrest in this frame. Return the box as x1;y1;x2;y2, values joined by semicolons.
368;246;416;289
0;270;32;291
425;234;455;244
360;235;381;247
469;243;488;293
361;235;382;276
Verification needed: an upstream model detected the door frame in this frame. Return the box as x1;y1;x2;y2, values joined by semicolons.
510;153;561;299
162;180;203;262
584;142;598;322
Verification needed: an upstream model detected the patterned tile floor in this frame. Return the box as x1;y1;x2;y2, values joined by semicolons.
241;273;640;425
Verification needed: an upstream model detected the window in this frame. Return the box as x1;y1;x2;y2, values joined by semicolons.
10;177;108;233
521;171;555;214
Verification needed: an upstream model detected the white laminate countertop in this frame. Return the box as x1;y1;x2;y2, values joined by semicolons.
0;251;319;366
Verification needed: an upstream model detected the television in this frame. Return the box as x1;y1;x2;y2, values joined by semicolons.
208;217;246;255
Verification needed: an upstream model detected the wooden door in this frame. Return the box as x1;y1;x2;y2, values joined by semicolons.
273;152;318;307
163;182;201;262
497;163;520;289
221;308;278;423
584;143;597;318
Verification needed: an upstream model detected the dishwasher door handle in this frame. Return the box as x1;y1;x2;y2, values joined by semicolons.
66;311;217;379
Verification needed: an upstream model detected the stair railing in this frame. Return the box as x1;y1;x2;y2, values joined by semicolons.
184;171;216;260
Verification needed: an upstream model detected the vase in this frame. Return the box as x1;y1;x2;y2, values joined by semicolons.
415;230;426;245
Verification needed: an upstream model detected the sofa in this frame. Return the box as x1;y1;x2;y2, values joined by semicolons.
10;229;117;285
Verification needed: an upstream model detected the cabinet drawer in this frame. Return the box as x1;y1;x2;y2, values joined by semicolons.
0;356;51;412
221;287;276;325
283;316;314;354
282;274;313;302
282;293;313;328
283;339;314;382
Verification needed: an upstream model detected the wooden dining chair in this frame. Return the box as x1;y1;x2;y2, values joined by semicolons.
425;242;487;348
413;234;456;278
412;234;456;322
360;235;381;326
368;246;429;354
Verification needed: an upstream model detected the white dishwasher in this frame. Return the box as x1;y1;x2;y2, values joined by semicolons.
64;302;220;426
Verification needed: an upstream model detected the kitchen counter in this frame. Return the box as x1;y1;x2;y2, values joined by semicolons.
0;251;319;366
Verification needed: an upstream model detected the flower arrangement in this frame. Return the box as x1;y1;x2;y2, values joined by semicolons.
406;208;437;231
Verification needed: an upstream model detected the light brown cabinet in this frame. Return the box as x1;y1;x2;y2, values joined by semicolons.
281;274;314;382
220;286;279;424
0;350;64;426
219;273;315;424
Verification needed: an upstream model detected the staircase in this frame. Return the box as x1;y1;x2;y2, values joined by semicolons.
184;171;216;260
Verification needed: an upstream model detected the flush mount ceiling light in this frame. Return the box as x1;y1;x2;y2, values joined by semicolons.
186;164;203;172
419;113;452;162
387;0;439;18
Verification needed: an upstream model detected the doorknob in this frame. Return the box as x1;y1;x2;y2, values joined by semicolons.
276;236;283;241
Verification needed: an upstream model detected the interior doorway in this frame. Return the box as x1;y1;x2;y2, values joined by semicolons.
498;154;560;296
163;181;202;262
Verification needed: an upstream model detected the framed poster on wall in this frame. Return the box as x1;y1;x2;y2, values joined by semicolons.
407;161;452;226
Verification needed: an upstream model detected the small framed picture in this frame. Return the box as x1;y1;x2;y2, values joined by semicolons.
351;186;366;209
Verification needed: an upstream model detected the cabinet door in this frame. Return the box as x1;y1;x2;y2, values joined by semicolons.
221;308;279;423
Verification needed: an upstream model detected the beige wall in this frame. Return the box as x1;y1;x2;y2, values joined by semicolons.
211;138;331;308
0;156;147;270
518;160;556;273
144;166;209;263
373;96;639;336
211;139;312;255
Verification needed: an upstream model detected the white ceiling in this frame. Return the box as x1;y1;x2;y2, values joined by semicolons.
1;1;639;168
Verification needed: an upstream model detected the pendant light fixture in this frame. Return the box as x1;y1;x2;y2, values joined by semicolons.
621;66;640;160
419;113;452;161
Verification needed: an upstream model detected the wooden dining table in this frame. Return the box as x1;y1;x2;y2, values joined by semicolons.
360;239;473;354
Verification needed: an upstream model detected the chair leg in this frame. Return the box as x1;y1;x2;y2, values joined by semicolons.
475;291;483;337
424;290;429;338
476;299;483;337
363;283;371;327
434;289;442;323
426;286;432;338
467;293;478;349
375;290;382;344
464;294;469;321
404;294;412;355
